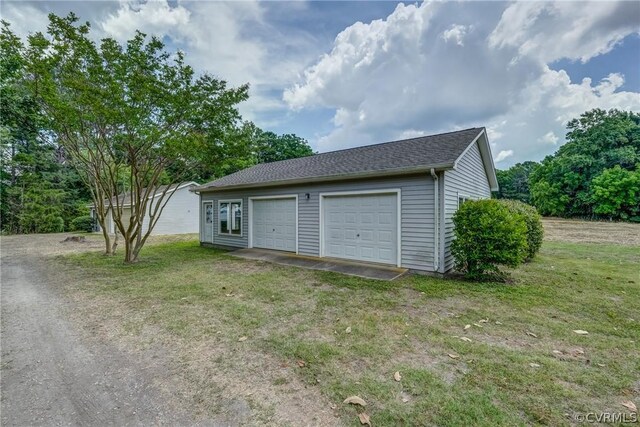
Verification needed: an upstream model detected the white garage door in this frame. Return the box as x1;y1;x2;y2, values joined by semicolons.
252;198;296;252
323;193;398;265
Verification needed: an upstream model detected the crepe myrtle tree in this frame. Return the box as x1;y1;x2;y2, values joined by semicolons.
23;13;248;262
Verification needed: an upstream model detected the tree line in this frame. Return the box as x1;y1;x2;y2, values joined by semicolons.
0;14;313;261
495;109;640;222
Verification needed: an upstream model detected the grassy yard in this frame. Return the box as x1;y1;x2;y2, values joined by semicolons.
58;220;640;426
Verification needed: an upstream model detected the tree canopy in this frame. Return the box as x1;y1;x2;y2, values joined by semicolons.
1;14;315;246
255;130;314;164
1;20;89;234
495;161;538;204
496;108;640;222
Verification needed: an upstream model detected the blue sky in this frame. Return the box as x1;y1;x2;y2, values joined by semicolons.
3;1;639;168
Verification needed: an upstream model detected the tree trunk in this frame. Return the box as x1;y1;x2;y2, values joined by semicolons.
95;214;113;255
102;228;112;255
111;231;118;254
123;236;137;263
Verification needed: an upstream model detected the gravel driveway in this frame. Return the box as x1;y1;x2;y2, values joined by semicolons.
0;234;217;426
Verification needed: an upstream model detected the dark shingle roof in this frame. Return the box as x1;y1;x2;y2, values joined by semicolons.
196;128;484;191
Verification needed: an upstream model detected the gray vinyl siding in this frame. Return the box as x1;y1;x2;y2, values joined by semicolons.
442;141;492;272
201;174;436;271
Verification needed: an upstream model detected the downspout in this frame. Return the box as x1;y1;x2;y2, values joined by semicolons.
430;168;439;272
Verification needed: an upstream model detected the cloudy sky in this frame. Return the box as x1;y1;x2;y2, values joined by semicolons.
3;1;639;168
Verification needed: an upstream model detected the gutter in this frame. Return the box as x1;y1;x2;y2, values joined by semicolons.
430;168;439;272
194;163;454;193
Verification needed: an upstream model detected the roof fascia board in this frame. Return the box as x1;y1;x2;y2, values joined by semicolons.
195;164;454;193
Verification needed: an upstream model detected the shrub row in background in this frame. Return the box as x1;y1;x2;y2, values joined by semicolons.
69;215;94;233
451;199;543;281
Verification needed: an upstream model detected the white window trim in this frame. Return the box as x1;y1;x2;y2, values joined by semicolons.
201;200;214;243
248;195;299;254
457;192;475;208
319;189;402;268
218;199;243;237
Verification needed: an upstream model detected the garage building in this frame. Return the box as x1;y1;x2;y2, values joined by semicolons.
193;128;498;274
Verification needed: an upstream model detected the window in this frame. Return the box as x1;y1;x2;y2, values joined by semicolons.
458;194;472;208
205;203;213;224
219;200;242;235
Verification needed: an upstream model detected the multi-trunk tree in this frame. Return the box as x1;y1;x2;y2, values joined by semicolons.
22;13;249;262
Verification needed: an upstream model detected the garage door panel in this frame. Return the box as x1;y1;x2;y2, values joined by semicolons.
323;193;398;265
252;198;296;252
360;247;375;259
378;213;393;224
379;230;393;243
344;229;357;240
359;230;373;242
361;213;374;224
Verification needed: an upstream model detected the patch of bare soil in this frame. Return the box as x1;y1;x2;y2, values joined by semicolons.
66;290;341;426
542;218;640;245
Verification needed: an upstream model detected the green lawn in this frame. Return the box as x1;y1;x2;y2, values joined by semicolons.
59;232;640;426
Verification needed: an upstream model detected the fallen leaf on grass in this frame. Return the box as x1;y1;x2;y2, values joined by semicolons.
345;326;352;334
297;360;306;368
529;363;541;368
344;396;366;406
358;412;371;426
464;324;471;330
479;319;489;323
460;337;472;342
473;323;483;328
596;363;606;367
526;331;538;338
448;353;460;359
394;371;402;382
495;321;503;325
238;336;248;342
402;397;410;403
573;330;589;335
622;400;637;412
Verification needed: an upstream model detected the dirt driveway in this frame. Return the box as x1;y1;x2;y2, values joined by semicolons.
0;234;226;426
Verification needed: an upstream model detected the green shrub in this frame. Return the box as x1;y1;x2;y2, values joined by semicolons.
498;199;544;260
38;215;65;233
70;215;94;233
451;199;528;280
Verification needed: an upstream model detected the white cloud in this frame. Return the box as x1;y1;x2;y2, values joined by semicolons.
284;1;640;163
100;1;191;42
98;1;265;88
95;1;322;125
4;0;639;161
495;150;514;163
0;3;50;39
539;131;559;145
489;2;639;63
441;24;468;46
484;68;640;164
